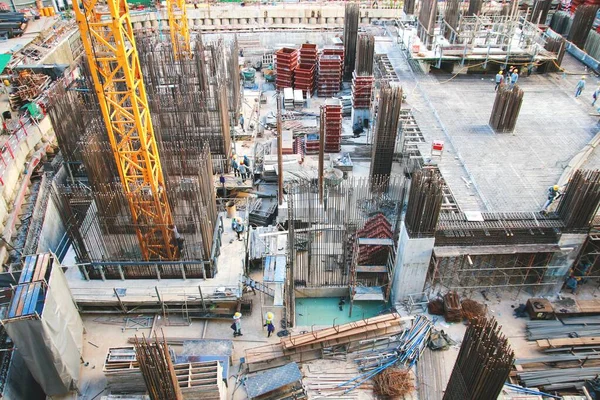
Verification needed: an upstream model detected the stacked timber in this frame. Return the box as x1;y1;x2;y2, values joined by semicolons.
489;85;524;133
104;347;145;393
244;313;406;372
104;347;225;399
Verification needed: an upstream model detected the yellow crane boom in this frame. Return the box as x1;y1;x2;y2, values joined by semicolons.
72;0;179;260
167;0;191;59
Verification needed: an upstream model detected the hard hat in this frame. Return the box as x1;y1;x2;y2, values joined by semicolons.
266;312;274;320
499;70;503;74
553;185;559;191
233;154;237;159
233;312;242;319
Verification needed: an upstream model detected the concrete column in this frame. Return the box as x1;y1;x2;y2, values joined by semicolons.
204;18;212;25
543;233;588;296
143;21;152;29
222;18;230;25
238;18;246;25
283;17;291;24
335;17;342;24
274;17;282;24
151;20;159;28
258;17;264;24
361;17;369;23
133;22;142;29
291;17;299;24
213;18;221;25
391;222;435;306
309;17;316;24
265;17;273;24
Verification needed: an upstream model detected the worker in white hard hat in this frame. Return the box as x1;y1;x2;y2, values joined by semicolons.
542;185;561;212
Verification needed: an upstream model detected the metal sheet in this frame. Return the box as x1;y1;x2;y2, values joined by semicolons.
244;362;302;398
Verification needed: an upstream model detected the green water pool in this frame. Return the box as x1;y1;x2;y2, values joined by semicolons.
295;297;388;326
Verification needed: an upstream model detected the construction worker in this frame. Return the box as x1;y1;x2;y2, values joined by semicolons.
219;174;226;195
565;275;580;294
239;114;245;132
592;86;600;106
542;185;561;212
510;69;519;87
170;225;184;253
231;155;239;177
495;70;504;91
232;217;244;241
264;312;275;337
575;76;586;97
238;161;248;182
231;312;243;337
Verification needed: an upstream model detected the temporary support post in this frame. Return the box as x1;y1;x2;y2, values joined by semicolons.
277;93;284;205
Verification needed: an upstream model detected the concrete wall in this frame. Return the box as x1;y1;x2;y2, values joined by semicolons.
391;222;435;307
542;233;588;295
295;286;347;298
40;30;82;65
129;4;402;30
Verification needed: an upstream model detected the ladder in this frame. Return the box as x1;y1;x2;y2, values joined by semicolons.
242;276;274;297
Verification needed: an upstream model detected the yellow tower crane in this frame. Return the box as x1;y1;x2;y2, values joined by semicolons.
72;0;179;260
167;0;191;59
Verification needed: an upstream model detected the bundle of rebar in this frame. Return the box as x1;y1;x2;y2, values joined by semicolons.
373;368;414;397
418;0;437;48
443;317;514;400
550;11;572;36
461;299;487;322
528;0;552;24
404;0;415;15
355;34;375;76
369;83;402;182
443;291;462;322
556;169;600;230
467;0;482;16
489;84;524;133
444;0;460;41
585;30;600;63
134;334;182;400
542;33;566;72
343;2;359;82
569;5;599;48
404;168;444;237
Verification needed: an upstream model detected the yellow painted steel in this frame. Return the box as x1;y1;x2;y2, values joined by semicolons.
72;0;178;260
167;0;191;59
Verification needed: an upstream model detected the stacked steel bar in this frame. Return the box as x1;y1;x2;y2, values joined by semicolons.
405;168;443;237
556;169;600;230
323;98;343;153
295;43;318;96
134;334;182;400
343;2;359;82
570;5;600;48
369;83;402;180
318;48;344;97
352;34;375;109
489;85;524;133
443;317;514;400
542;34;566;72
275;47;299;90
404;0;415;14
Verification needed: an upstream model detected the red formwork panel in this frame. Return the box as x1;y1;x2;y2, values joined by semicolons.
322;100;342;153
352;72;374;109
318;54;343;98
275;47;299;90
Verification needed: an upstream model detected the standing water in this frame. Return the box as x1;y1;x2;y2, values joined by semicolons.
295;297;388;326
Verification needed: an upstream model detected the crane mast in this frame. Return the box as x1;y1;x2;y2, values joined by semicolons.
167;0;191;59
72;0;179;260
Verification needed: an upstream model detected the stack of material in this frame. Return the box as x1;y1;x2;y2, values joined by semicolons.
318;48;344;97
0;12;28;39
356;213;393;264
339;95;352;116
9;71;51;110
323;98;343;153
443;292;462;322
404;0;415;14
293;136;305;158
104;347;145;393
489;85;524;133
275;48;298;89
549;11;572;35
295;44;318;96
467;0;483;15
443;317;514;400
352;34;375;110
244;313;407;372
461;299;487;321
343;2;360;81
569;5;599;48
528;0;552;24
542;34;566;72
304;133;319;155
526;318;600;340
134;335;183;400
369;83;402;180
175;361;225;400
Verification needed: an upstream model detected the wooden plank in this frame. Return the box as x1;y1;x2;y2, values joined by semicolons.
22;282;41;316
9;256;36;317
537;337;600;349
32;253;50;282
18;255;36;284
280;313;402;349
30;254;44;282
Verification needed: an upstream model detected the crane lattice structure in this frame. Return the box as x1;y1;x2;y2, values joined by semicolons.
72;0;179;260
167;0;191;59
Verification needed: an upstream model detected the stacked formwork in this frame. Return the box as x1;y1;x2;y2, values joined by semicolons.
275;47;298;90
318;48;344;97
352;74;374;108
295;43;318;96
323;98;343;153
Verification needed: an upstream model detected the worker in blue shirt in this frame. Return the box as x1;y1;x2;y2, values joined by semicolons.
542;185;561;212
510;69;519;87
495;70;504;91
575;76;586;97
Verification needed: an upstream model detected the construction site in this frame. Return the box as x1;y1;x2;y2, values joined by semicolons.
3;0;600;398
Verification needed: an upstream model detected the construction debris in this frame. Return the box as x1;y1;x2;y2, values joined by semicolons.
461;299;487;322
373;368;414;397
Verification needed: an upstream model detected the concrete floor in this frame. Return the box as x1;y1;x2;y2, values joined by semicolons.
381;28;600;213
